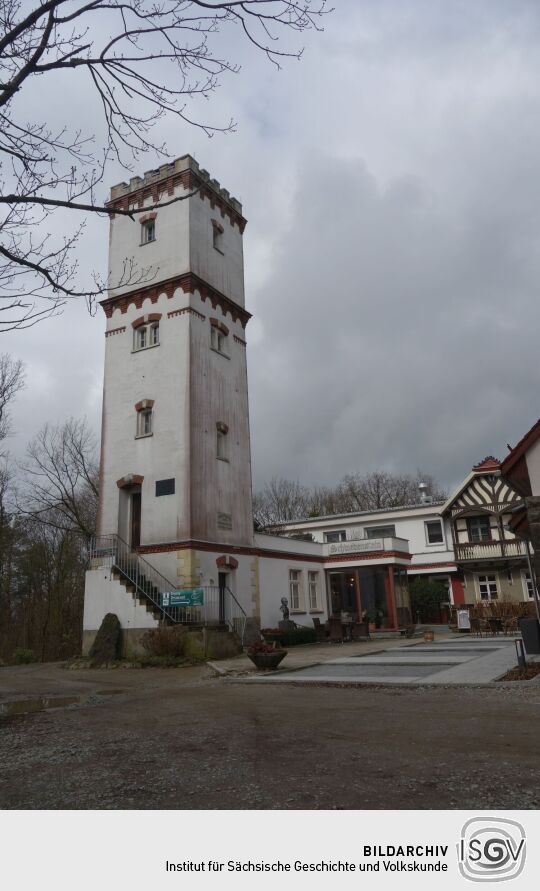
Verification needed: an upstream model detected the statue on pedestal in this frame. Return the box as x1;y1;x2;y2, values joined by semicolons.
279;596;296;632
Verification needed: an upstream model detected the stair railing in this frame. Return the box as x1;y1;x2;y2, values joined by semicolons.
89;534;248;639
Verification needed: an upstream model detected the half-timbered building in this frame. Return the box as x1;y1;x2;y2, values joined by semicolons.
441;457;531;604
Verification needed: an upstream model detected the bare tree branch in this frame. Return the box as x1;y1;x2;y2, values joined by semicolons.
0;0;331;330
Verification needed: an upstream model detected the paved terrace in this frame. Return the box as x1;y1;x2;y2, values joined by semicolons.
211;634;529;686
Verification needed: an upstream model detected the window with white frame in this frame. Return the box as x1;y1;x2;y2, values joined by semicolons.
477;574;498;600
366;524;396;539
324;530;346;543
134;321;159;351
136;407;153;437
467;515;491;542
308;571;319;610
523;571;534;599
289;569;302;610
210;322;228;356
141;218;156;244
425;519;444;545
216;422;228;460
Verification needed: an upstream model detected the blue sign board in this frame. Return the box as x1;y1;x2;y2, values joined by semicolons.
161;588;204;608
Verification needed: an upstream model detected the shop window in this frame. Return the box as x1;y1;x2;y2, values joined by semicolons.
425;520;444;545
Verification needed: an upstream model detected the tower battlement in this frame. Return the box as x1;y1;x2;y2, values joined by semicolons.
109;154;243;215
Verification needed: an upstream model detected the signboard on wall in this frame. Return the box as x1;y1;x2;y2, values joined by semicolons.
457;610;471;630
327;539;384;556
161;588;204;607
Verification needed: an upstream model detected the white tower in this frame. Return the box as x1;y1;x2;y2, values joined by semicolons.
98;156;254;552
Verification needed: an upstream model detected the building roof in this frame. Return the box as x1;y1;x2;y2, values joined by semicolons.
500;418;540;474
441;458;505;515
270;500;446;529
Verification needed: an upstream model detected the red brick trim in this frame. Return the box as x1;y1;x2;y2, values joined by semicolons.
100;272;251;329
233;335;246;347
107;168;247;233
117;474;144;488
168;307;205;321
324;550;411;564
210;316;229;336
134;399;154;412
139;212;157;224
407;562;457;572
132;313;161;328
137;539;326;563
105;326;126;337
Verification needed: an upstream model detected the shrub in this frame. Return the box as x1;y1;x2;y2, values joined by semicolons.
13;648;36;664
141;627;185;658
278;626;316;647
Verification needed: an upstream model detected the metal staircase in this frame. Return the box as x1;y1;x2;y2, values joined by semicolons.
89;534;247;641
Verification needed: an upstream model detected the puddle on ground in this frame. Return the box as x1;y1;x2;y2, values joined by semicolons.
0;695;81;716
0;689;125;716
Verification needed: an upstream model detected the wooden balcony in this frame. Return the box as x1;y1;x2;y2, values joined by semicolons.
454;539;527;561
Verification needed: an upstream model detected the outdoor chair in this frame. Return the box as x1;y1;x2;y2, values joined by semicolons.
351;621;369;641
328;617;344;644
503;616;518;635
470;617;484;637
312;617;328;643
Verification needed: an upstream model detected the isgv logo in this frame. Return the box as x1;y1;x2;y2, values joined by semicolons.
458;818;526;882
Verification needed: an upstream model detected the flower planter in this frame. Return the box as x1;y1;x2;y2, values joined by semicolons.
248;650;287;671
423;630;434;642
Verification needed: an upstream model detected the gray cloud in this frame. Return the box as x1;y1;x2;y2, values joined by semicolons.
4;0;540;495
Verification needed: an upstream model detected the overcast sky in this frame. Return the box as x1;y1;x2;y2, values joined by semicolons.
4;0;540;492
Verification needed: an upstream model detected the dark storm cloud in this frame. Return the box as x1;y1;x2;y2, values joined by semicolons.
4;0;540;494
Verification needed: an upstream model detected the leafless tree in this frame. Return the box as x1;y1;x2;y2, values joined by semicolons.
335;469;446;512
254;469;448;527
0;353;24;443
19;417;99;539
253;475;311;527
0;0;329;330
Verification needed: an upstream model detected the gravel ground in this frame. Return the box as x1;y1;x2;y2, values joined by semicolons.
1;662;540;810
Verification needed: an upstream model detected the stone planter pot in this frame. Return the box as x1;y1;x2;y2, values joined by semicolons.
248;650;287;671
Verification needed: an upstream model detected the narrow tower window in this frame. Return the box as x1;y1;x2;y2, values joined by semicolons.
212;219;224;253
132;315;161;351
216;422;228;460
141;219;156;244
210;318;229;356
135;399;154;438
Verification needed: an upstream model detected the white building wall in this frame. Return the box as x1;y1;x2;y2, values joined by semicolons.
108;184;191;297
189;188;245;305
98;287;191;542
83;568;159;632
